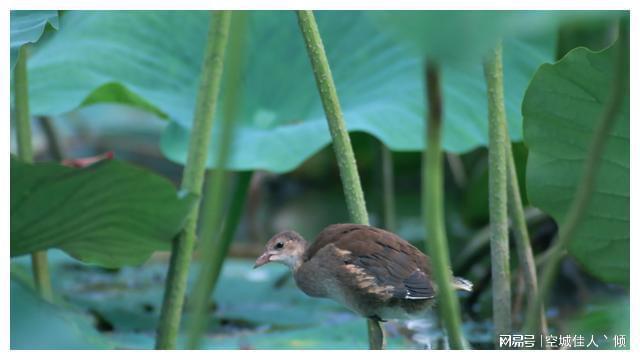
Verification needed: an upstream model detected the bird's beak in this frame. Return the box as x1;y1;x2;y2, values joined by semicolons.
253;252;271;269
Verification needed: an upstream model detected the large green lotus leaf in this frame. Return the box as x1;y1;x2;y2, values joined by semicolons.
25;11;556;173
523;42;629;285
369;11;539;62
10;276;112;349
10;157;195;267
368;11;620;63
10;10;58;70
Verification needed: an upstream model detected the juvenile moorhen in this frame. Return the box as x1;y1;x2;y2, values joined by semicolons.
254;224;472;321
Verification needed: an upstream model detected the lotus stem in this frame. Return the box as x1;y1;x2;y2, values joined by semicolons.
296;10;378;349
185;12;248;345
155;10;231;349
186;10;249;347
504;136;548;339
423;61;469;349
453;208;545;274
483;42;512;344
296;10;369;226
37;116;65;161
14;45;54;302
192;171;252;303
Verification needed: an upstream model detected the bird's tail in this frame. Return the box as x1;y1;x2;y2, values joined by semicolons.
452;277;473;292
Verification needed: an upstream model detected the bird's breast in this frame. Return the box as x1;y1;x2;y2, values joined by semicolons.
294;262;328;298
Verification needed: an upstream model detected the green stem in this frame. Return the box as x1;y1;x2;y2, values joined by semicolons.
296;10;377;349
367;319;385;350
30;251;53;301
380;142;396;232
453;208;545;274
505;138;547;339
15;47;32;163
186;11;248;348
296;10;369;226
423;61;468;350
186;169;243;349
14;45;53;302
155;11;231;349
446;153;467;188
523;20;628;335
198;172;252;295
483;42;512;343
37;116;65;161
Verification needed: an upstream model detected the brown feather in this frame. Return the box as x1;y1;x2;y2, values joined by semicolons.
304;224;436;301
287;224;470;320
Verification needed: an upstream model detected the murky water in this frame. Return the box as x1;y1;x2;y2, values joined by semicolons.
12;250;494;349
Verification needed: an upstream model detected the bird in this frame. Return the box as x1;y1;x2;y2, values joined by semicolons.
253;223;472;322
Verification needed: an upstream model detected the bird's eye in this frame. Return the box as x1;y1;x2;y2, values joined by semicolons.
275;242;284;249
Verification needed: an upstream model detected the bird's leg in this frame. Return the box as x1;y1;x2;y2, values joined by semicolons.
367;318;385;349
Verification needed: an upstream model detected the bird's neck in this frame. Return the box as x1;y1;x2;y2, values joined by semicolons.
289;240;308;273
290;258;303;273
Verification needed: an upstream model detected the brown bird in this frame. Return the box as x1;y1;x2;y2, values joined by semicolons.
254;223;472;321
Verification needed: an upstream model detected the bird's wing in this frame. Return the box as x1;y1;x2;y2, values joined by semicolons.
308;224;436;301
304;224;360;261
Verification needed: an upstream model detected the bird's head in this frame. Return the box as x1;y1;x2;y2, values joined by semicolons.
254;230;307;271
